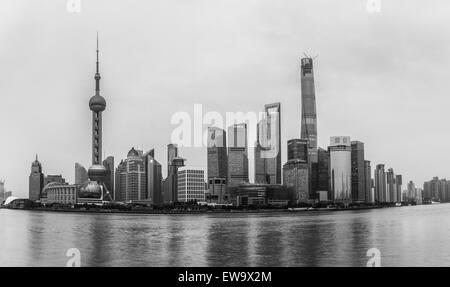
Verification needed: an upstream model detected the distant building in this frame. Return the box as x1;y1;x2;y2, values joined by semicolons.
102;156;114;196
29;155;44;201
143;149;163;205
177;167;205;202
254;103;281;184
75;163;88;184
229;183;295;206
311;147;329;200
207;127;228;180
287;139;308;162
329;136;352;202
228;123;249;186
283;159;309;203
364;160;373;203
44;175;66;186
423;177;450;202
351;141;365;202
395;175;402;203
41;183;78;205
300;57;318;163
386;168;396;203
374;164;387;203
167;144;178;177
115;147;147;202
0;181;5;203
206;177;227;203
407;181;416;201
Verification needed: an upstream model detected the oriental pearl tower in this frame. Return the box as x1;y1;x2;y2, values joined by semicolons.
77;33;113;204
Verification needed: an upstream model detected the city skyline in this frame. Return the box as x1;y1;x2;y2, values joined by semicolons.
2;1;450;197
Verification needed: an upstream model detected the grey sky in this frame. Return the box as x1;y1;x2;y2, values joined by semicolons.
1;0;450;198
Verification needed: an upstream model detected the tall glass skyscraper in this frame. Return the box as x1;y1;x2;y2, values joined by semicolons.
351;141;365;202
254;103;281;184
329;136;352;202
300;57;318;163
228;123;248;186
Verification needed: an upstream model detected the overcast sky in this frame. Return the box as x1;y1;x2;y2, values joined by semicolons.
1;0;450;198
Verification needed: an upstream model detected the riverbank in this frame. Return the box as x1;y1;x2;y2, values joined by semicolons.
0;204;406;215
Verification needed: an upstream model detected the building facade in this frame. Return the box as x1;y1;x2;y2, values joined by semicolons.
207;127;228;180
228;123;249;186
177;167;206;202
102;156;114;196
143;149;163;205
283;159;309;203
42;183;78;205
115;148;147;202
351;141;365;202
75;163;88;185
29;155;44;201
300;57;318;163
374;164;387;203
329;136;352;202
364;160;373;203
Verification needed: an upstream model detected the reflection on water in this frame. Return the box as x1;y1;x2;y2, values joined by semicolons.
1;204;450;266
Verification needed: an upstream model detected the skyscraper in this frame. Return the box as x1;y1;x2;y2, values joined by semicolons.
386;168;395;203
143;149;163;205
74;163;88;184
311;147;329;200
207;127;227;179
177;167;206;202
351;141;365;202
283;159;309;203
167;144;178;176
29;155;44;201
228;123;249;186
374;164;387;203
395;174;402;203
329;136;352;202
115;148;147;202
287;139;308;162
364;160;373;203
254;103;281;184
300;57;318;163
102;156;114;197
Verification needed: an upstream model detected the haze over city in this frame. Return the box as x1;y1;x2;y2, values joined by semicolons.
1;0;450;198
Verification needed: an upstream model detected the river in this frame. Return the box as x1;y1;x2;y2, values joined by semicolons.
1;204;449;266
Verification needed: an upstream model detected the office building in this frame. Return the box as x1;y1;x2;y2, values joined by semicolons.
328;136;352;202
75;163;88;185
177;167;205;202
29;155;44;201
115;147;147;202
395;175;402;203
374;164;387;203
143;149;163;205
102;156;114;195
229;183;295;206
287;139;308;162
207;127;228;180
228;123;249;186
364;160;373;203
206;177;227;203
300;57;318;163
351;141;365;202
283;159;309;203
311;147;329;200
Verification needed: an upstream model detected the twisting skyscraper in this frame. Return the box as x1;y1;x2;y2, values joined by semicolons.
300;57;318;163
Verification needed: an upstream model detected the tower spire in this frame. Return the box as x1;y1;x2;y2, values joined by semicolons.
95;32;101;94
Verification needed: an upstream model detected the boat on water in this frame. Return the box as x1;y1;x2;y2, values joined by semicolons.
431;200;440;204
395;202;402;207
